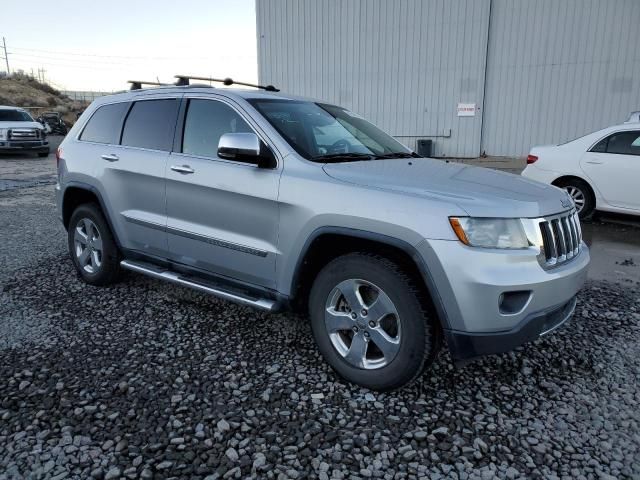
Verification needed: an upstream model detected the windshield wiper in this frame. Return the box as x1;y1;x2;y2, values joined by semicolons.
312;152;374;162
372;152;421;159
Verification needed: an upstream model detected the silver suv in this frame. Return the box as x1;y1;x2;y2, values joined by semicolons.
55;82;589;390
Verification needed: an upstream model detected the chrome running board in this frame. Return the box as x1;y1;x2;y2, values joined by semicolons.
120;260;277;312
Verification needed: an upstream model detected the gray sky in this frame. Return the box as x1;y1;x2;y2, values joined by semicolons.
1;0;257;92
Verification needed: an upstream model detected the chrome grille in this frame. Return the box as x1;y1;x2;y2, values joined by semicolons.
9;128;40;140
539;211;582;268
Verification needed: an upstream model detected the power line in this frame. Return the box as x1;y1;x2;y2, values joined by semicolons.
10;52;140;67
10;45;213;61
10;53;255;73
10;58;125;71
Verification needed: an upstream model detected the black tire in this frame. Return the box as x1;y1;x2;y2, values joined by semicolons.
68;203;122;286
309;253;440;391
555;178;595;219
37;151;49;158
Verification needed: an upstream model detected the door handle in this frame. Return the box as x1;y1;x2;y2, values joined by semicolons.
170;165;195;174
585;161;603;165
101;153;119;162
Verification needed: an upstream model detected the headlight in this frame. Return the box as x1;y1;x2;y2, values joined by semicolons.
0;128;7;140
449;217;530;249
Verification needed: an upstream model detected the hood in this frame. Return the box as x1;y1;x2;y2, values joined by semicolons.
0;121;45;130
323;158;572;218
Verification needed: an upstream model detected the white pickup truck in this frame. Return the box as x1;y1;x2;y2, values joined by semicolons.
0;106;50;157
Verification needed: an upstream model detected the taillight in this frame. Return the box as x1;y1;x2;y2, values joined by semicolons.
526;154;538;164
56;147;62;168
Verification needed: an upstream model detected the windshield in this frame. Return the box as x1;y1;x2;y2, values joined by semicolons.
0;109;34;122
248;99;415;162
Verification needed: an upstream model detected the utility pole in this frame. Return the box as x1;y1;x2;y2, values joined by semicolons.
37;67;47;83
2;37;9;75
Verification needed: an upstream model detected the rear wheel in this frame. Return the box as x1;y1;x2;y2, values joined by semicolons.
555;178;595;219
68;203;122;286
309;253;439;391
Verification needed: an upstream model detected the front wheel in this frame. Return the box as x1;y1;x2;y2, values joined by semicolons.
68;203;122;286
309;253;440;391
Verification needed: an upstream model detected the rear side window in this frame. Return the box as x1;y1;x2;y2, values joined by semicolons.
182;99;252;158
121;99;179;151
590;137;608;153
80;102;129;144
606;131;640;156
591;130;640;156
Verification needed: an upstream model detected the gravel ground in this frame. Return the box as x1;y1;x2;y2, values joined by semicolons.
1;186;640;480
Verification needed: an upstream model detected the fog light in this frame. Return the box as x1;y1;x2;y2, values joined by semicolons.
499;291;532;315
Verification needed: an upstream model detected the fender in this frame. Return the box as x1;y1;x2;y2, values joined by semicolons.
61;181;123;248
289;226;453;331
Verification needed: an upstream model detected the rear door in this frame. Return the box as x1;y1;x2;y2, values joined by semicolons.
91;96;180;258
581;130;640;211
165;95;281;288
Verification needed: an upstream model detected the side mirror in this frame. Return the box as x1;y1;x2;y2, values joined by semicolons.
218;132;276;169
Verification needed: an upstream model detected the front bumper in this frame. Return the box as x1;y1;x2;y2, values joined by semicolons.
446;295;577;363
0;140;49;153
417;238;589;362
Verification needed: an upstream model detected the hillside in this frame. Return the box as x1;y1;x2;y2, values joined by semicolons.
0;74;87;126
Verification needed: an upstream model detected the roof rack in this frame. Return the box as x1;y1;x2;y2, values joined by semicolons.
174;75;279;92
127;80;170;90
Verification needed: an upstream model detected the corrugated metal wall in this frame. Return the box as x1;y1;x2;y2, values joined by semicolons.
256;0;491;157
257;0;640;158
481;0;640;156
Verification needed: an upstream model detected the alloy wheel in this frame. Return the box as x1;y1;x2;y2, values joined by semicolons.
324;278;401;369
74;218;103;274
564;186;585;213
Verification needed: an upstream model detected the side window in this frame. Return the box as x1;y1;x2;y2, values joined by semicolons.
590;137;608;153
605;131;640;156
182;99;252;159
79;102;129;144
121;99;179;151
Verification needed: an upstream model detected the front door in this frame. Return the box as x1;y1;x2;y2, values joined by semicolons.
165;96;281;288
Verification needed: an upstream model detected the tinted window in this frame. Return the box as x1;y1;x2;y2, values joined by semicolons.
0;109;33;121
121;99;179;151
248;99;411;161
182;99;252;158
605;131;640;156
80;103;129;144
591;137;608;153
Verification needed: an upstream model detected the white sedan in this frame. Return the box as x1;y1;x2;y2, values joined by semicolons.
522;112;640;218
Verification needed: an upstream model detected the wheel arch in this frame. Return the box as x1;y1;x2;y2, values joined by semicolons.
551;174;598;206
61;182;121;247
289;227;452;332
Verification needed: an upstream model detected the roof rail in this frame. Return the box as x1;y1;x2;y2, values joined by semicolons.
127;80;170;90
174;75;279;92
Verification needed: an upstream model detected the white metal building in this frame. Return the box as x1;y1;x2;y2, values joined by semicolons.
256;0;640;158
